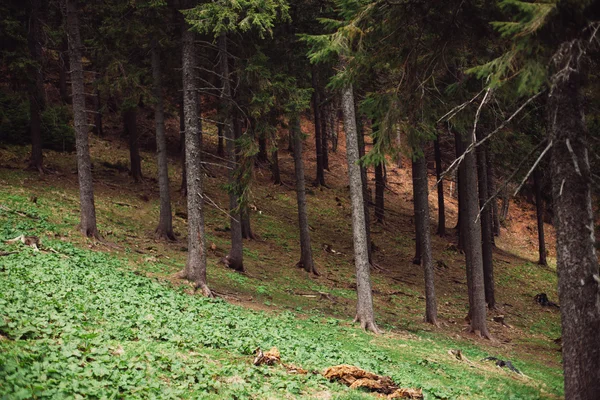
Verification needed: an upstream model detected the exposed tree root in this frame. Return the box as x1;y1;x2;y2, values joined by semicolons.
154;227;176;241
354;315;382;334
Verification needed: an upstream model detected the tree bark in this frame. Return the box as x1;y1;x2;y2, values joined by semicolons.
356;114;372;264
486;147;500;239
151;39;174;240
219;33;243;272
455;131;466;250
257;134;268;164
340;81;379;333
321;94;330;171
179;100;187;196
331;104;339;153
27;0;44;172
59;38;70;104
548;53;600;399
463;130;490;338
312;68;326;186
476;133;495;309
413;152;438;325
181;21;210;296
233;108;254;240
533;169;547;266
271;148;281;185
217;123;225;158
291;116;316;274
124;108;143;182
65;0;98;238
374;155;385;223
92;89;103;137
412;159;422;265
434;136;445;236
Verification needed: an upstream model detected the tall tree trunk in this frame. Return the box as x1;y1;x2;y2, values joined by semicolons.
341;81;379;333
92;89;103;137
291;115;316;274
271;148;281;185
65;0;98;238
434;136;445;236
321;91;330;171
27;0;44;172
124;108;143;182
486;147;500;239
356;115;372;264
331;104;339;153
152;39;174;240
219;33;243;272
179;99;187;195
412;159;422;265
233;108;254;240
59;38;70;104
463;130;490;338
476;133;495;309
257;134;268;164
413;152;438;325
374;156;385;223
217;123;225;158
312;68;326;186
533;169;547;266
455;131;466;250
396;127;403;168
548;52;600;399
181;22;210;296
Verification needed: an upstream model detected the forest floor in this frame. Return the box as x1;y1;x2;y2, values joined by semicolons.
0;112;563;399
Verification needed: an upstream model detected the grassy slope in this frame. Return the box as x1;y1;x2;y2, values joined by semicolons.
0;119;563;398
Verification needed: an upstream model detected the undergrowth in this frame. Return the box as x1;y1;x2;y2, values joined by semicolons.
0;194;563;399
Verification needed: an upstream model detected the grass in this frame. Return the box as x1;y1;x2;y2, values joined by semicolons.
0;232;561;399
0;135;565;398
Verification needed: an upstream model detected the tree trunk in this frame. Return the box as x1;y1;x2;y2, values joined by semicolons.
92;89;103;137
476;133;495;309
312;68;326;186
486;147;500;239
257;135;268;164
455;131;466;250
181;23;210;296
217;123;225;158
500;190;509;222
374;157;385;223
548;55;600;399
27;0;44;172
271;148;281;185
321;95;330;171
179;100;187;195
233;107;254;240
331;104;339;153
396;127;403;168
59;39;70;104
413;152;438;325
340;81;379;333
241;207;256;240
463;130;490;338
65;0;98;238
533;169;547;266
356;114;372;264
291;115;316;274
124;108;143;182
434;136;445;236
151;39;174;240
412;159;422;265
219;33;243;272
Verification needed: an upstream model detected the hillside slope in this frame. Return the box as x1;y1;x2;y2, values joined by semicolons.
0;113;563;398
